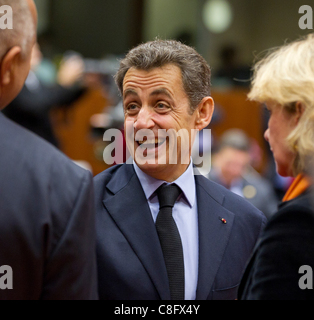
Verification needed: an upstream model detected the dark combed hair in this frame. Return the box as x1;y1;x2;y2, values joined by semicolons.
114;39;212;113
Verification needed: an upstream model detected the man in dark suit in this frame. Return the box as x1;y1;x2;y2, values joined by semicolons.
94;39;266;300
0;0;97;299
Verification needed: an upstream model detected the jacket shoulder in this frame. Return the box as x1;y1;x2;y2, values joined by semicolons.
266;190;313;232
93;163;135;198
94;163;125;184
240;190;314;299
0;113;91;209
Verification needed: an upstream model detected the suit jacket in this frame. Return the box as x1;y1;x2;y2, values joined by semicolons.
0;113;98;300
239;189;314;300
94;163;266;300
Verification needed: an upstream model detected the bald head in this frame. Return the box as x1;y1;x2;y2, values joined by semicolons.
0;0;37;60
0;0;37;109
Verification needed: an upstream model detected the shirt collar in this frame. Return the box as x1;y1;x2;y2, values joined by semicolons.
133;161;196;208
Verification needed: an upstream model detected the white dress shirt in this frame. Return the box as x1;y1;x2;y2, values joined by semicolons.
133;161;199;300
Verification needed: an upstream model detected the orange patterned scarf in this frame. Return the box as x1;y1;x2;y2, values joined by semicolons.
282;174;311;202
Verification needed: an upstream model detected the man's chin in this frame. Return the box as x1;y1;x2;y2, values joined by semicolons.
135;161;172;180
134;159;166;172
133;160;190;182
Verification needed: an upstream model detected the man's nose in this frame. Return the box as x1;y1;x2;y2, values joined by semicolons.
133;106;155;130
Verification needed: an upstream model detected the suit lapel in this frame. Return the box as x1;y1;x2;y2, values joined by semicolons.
195;176;235;300
102;164;170;300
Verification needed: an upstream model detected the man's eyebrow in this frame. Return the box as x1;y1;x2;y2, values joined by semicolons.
150;88;173;100
123;88;138;99
123;88;174;100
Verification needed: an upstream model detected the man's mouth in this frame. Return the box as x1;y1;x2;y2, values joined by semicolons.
136;138;167;149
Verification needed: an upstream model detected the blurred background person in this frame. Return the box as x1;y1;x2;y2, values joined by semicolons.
239;33;314;300
208;129;278;219
2;43;86;148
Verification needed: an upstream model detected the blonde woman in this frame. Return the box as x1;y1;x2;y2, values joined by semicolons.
239;34;314;300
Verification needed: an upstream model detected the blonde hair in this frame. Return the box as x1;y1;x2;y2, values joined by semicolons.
248;33;314;175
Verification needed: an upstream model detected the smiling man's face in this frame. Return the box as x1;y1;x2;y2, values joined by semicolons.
122;64;200;182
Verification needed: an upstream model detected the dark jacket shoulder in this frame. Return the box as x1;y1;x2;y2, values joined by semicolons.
0;112;89;182
263;189;314;238
240;189;314;300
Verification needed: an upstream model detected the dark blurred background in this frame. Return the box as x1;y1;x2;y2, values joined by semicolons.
36;0;310;70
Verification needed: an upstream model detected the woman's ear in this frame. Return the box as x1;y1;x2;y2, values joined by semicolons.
195;96;214;131
0;46;22;86
294;101;306;124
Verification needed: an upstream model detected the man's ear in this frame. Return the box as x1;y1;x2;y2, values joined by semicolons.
194;96;214;131
0;46;22;86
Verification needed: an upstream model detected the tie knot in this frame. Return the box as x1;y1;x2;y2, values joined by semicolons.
157;184;182;209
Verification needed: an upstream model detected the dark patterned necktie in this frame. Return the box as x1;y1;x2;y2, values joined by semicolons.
155;184;185;300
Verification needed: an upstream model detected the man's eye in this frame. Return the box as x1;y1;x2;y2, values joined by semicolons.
156;103;169;110
125;104;139;114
